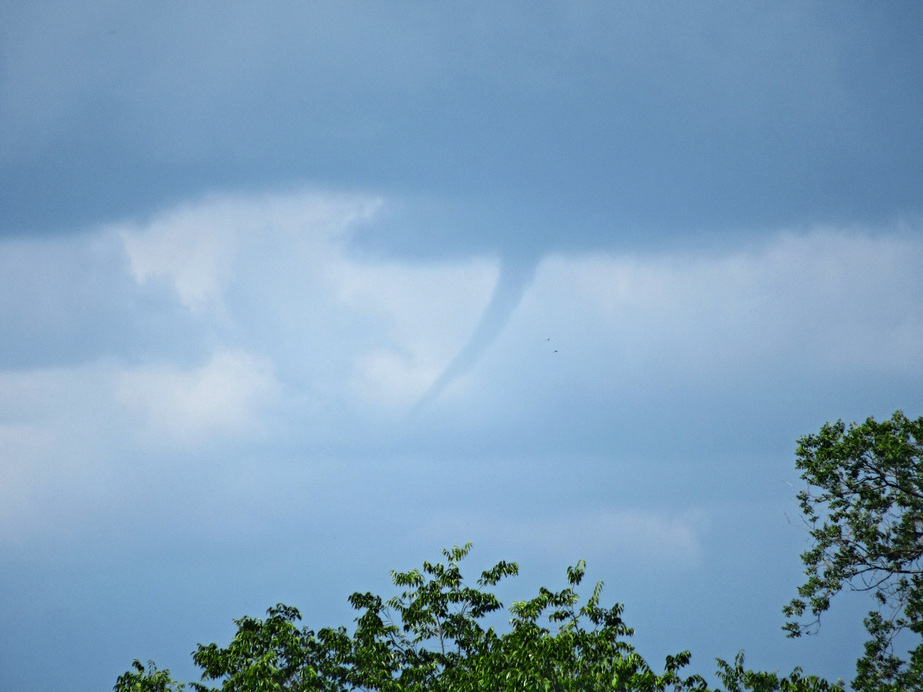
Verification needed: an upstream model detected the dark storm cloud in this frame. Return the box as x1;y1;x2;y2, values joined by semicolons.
2;2;921;253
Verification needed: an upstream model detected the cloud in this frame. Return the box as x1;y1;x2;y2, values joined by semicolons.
399;227;923;462
411;256;539;414
119;188;383;312
503;228;923;388
0;351;276;544
336;257;498;409
1;186;921;548
0;231;170;368
121;212;236;313
115;186;503;415
115;350;279;445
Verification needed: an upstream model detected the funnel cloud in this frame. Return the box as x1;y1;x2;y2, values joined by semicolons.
411;256;538;414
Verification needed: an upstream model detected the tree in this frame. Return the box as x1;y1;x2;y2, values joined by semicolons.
784;410;923;691
188;603;351;692
341;544;704;691
115;660;186;692
118;544;840;692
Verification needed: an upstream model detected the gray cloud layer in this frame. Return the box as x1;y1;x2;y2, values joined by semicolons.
2;3;922;250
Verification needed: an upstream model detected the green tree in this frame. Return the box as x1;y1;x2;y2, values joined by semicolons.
118;543;840;692
189;603;351;692
345;544;704;691
784;411;923;691
115;660;186;692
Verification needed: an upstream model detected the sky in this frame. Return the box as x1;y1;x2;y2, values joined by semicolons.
1;2;922;690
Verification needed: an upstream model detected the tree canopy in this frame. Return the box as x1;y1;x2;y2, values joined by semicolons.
116;543;840;692
784;411;923;691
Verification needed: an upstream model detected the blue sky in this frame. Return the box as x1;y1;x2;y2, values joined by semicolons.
1;3;922;690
